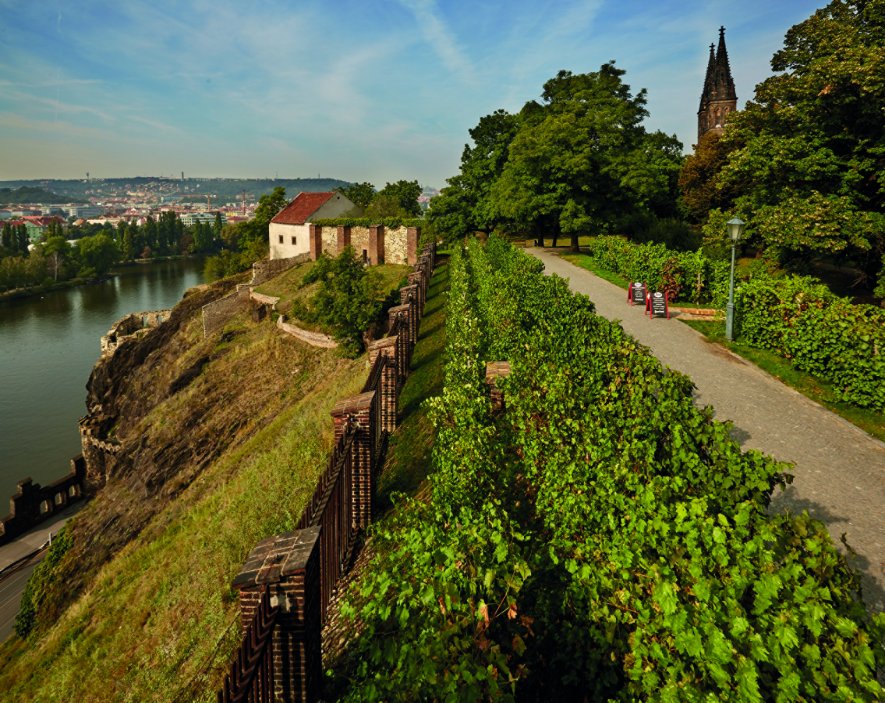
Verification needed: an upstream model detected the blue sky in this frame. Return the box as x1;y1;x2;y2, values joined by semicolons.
0;0;823;188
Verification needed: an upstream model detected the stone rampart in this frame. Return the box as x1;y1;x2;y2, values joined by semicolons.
309;225;418;265
250;253;309;287
249;291;280;307
0;456;86;545
100;309;172;357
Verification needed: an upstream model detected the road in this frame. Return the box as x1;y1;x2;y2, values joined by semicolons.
0;553;42;641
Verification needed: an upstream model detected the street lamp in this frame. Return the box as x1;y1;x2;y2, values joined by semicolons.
725;217;745;342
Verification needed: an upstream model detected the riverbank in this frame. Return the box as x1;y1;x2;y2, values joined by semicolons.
0;257;206;501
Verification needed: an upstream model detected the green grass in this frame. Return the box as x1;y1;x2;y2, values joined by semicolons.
561;252;631;289
681;318;885;442
0;298;368;702
376;256;449;508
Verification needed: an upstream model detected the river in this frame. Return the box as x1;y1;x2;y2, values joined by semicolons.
0;259;204;503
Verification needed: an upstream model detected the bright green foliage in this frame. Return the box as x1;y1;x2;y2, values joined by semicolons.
710;0;884;279
15;527;73;638
582;235;726;305
311;216;423;229
365;180;423;218
490;65;683;249
301;247;384;356
75;233;120;278
336;181;376;210
427;66;684;248
337;237;883;700
735;275;885;409
428;110;521;243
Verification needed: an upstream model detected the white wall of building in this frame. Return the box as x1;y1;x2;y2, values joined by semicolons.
269;222;310;259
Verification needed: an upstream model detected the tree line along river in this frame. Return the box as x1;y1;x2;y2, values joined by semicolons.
0;259;204;504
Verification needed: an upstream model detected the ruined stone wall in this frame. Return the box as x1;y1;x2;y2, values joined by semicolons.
250;253;309;287
201;288;251;337
100;309;172;357
277;315;338;349
0;457;86;545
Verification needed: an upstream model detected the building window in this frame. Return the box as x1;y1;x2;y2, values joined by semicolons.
291;236;297;245
278;235;283;244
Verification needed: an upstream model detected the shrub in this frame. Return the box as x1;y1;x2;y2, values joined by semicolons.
304;247;384;356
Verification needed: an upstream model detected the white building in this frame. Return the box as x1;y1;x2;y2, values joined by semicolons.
269;191;355;260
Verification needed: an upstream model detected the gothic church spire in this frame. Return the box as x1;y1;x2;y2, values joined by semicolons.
698;26;737;142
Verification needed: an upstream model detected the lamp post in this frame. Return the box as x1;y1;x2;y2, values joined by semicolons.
725;217;745;342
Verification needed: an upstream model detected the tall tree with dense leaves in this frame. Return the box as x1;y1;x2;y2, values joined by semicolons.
428;109;520;242
678;131;737;224
713;0;885;282
336;181;376;210
490;63;683;250
365;180;422;218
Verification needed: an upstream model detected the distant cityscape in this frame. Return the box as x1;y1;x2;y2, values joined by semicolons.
0;177;440;242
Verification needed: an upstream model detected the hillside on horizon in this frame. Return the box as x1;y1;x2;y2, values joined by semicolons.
0;177;353;204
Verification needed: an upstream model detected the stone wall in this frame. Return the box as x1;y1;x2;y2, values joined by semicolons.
308;225;419;265
0;456;86;545
250;253;309;287
277;315;338;349
220;241;437;703
201;287;251;337
100;309;172;357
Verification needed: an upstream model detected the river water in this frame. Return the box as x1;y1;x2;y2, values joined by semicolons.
0;259;204;503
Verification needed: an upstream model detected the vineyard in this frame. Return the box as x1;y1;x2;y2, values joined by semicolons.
335;236;883;701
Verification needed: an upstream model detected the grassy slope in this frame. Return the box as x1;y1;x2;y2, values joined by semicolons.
0;267;389;701
376;256;448;507
322;256;449;696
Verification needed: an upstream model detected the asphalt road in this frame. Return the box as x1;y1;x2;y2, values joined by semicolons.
529;248;885;612
0;553;42;642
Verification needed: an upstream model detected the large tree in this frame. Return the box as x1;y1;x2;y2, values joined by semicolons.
489;64;683;250
428;109;520;242
711;0;885;280
365;180;423;218
337;181;376;210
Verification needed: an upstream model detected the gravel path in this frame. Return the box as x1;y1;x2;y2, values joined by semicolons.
529;248;884;612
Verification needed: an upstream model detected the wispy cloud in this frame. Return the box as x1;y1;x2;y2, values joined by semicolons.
397;0;475;83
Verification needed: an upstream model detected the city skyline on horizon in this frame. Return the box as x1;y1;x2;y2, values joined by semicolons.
1;0;823;188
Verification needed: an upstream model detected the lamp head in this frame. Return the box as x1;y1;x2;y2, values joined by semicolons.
726;217;745;243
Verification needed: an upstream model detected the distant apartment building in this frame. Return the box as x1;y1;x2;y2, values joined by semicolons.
180;211;226;227
63;204;104;219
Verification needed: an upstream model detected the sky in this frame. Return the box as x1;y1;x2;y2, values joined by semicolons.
0;0;825;189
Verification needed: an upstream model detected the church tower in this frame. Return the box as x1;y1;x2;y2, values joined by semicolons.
698;26;737;141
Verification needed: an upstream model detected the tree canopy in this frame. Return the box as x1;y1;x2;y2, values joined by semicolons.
337;181;376;210
685;0;885;284
365;180;423;218
428;64;684;249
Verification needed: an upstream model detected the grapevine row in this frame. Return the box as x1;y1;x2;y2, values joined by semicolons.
336;239;882;701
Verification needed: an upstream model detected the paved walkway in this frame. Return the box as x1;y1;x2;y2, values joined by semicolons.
0;502;83;573
530;248;884;612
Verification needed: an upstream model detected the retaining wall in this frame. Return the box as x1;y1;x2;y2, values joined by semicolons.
0;456;86;545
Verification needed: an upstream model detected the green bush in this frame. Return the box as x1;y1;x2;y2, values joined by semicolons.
303;247;384;356
337;238;883;700
736;276;885;410
15;527;73;638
